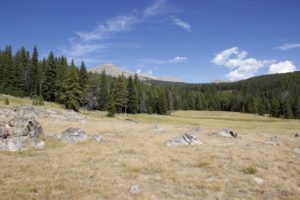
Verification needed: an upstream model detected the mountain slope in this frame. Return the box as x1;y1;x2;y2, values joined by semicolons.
88;63;183;82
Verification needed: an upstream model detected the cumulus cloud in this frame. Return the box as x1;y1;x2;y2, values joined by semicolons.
268;61;297;74
170;16;192;33
275;43;300;51
212;47;276;81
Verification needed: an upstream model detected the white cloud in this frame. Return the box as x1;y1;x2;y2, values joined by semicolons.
275;43;300;51
212;47;276;81
136;69;142;74
143;0;170;17
60;0;185;66
268;61;297;74
170;16;192;33
147;69;153;75
76;15;138;42
174;56;187;62
60;43;106;58
144;56;188;64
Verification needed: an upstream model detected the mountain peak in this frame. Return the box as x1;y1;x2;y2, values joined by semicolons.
88;64;183;82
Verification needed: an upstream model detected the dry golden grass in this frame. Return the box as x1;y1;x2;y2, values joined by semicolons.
0;100;300;199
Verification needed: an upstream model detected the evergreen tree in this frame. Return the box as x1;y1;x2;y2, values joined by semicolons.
281;100;293;119
112;75;128;113
3;46;16;94
127;76;138;113
270;98;280;117
157;90;168;115
98;71;108;110
106;94;116;117
55;56;69;102
42;52;57;101
292;97;300;118
30;46;39;95
59;67;82;111
79;61;88;90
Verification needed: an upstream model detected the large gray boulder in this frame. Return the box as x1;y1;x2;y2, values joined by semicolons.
165;134;202;146
60;128;105;144
0;116;44;151
60;128;88;144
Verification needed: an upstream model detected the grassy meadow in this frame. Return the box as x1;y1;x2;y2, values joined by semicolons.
0;95;299;199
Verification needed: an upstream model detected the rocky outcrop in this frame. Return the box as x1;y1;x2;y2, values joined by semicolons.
0;116;44;151
210;129;238;138
0;105;85;121
165;134;202;146
59;128;105;144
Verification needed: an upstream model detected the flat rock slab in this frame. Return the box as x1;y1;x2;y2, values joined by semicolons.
0;105;86;121
210;129;238;138
165;134;202;146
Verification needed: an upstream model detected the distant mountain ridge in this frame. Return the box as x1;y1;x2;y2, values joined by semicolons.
88;63;183;83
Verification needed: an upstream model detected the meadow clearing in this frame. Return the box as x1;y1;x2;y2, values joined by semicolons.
0;95;299;200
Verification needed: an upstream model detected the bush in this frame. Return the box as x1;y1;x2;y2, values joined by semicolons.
32;95;44;106
243;165;257;174
4;97;10;105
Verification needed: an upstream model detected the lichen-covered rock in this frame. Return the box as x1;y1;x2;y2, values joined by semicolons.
165;134;202;146
6;116;43;138
60;128;88;144
0;136;31;151
0;116;44;152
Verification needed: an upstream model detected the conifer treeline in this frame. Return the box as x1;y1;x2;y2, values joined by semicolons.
0;46;299;119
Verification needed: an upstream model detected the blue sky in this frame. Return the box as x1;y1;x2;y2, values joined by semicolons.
0;0;299;83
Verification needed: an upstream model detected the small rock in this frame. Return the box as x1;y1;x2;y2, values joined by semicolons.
129;185;141;194
294;147;300;155
254;177;264;184
265;136;281;145
165;134;202;146
295;133;299;137
153;124;164;131
33;141;45;150
92;134;105;142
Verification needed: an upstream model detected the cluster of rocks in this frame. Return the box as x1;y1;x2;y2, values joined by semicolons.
165;134;202;146
209;129;238;138
0;105;85;122
0;116;45;151
0;115;105;151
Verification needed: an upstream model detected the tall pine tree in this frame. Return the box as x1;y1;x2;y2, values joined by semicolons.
42;52;57;101
112;75;128;113
127;76;138;114
59;67;82;111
